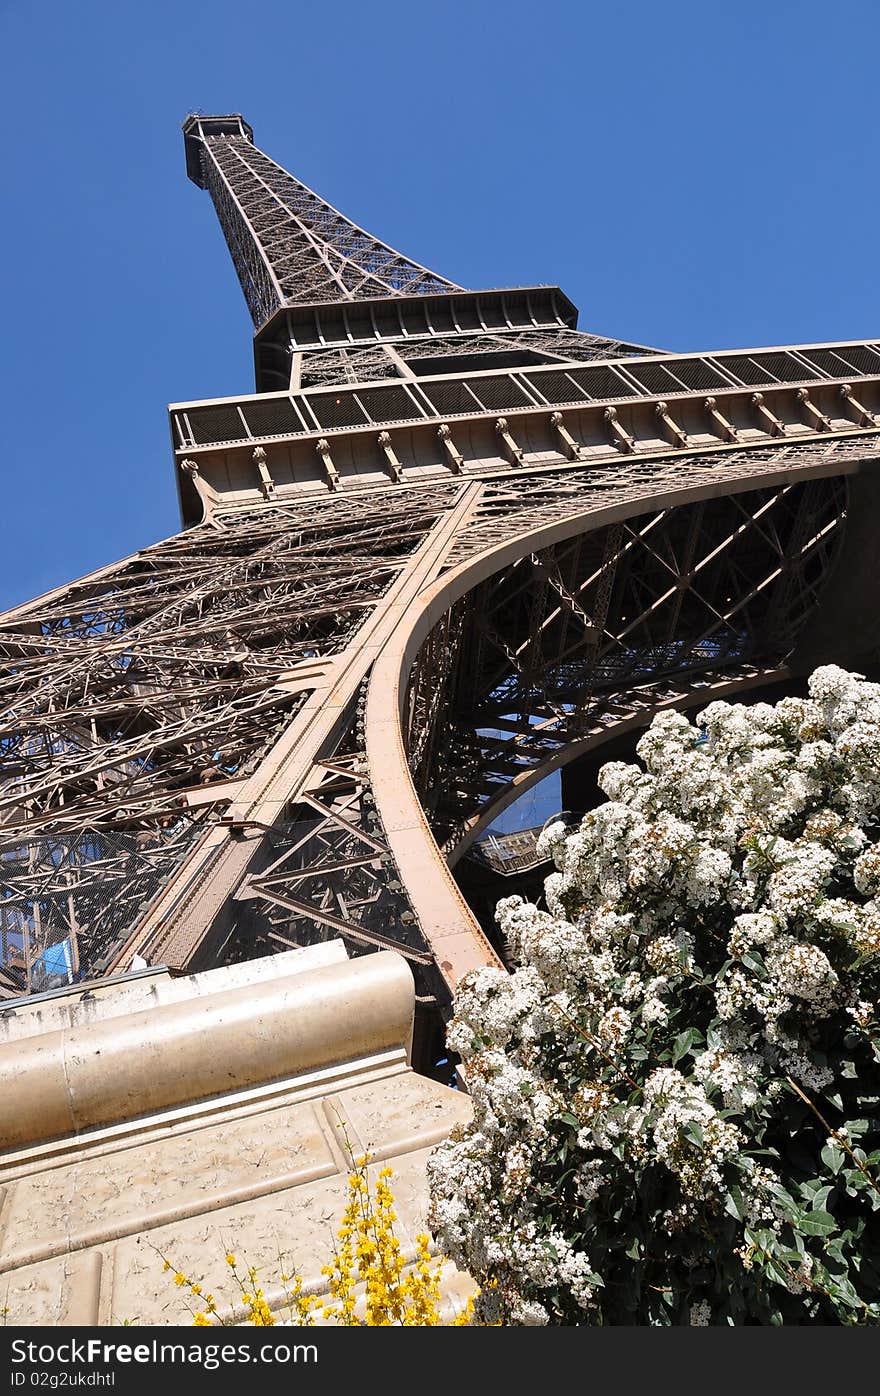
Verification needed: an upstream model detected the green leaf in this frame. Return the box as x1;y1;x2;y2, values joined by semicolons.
741;951;767;977
724;1187;745;1222
764;1260;791;1289
821;1143;845;1175
845;1119;871;1139
797;1210;837;1237
672;1028;702;1065
684;1120;704;1146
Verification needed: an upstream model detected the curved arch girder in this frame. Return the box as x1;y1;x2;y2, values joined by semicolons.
367;465;852;992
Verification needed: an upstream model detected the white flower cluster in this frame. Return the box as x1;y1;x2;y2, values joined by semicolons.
638;1068;744;1198
693;1045;762;1111
428;667;880;1324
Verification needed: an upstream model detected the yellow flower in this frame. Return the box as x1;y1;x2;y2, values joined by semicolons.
453;1295;476;1327
164;1155;476;1326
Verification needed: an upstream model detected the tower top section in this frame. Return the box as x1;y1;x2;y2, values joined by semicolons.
183;113;254;186
182;112;461;329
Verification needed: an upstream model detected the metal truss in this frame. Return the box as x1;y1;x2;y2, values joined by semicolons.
442;433;873;567
170;332;880;514
227;693;441;1003
3;112;879;1014
183;113;657;388
0;821;210;995
295;329;652;391
404;477;846;854
0;432;871;999
186;115;459;326
0;489;455;996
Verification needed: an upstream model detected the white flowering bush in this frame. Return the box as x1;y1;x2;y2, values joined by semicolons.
428;666;880;1325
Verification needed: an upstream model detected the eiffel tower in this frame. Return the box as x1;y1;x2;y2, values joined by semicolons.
3;112;880;1066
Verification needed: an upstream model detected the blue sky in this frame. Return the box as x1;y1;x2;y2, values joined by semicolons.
1;0;879;613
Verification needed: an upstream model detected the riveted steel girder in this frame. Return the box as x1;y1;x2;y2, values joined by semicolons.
2;116;879;1008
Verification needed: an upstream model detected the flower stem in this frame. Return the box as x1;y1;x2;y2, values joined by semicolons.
784;1076;880;1202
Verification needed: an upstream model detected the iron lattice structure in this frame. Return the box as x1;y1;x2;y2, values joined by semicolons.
3;113;880;1025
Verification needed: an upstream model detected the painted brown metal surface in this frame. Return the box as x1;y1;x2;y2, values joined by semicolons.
2;114;879;1010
